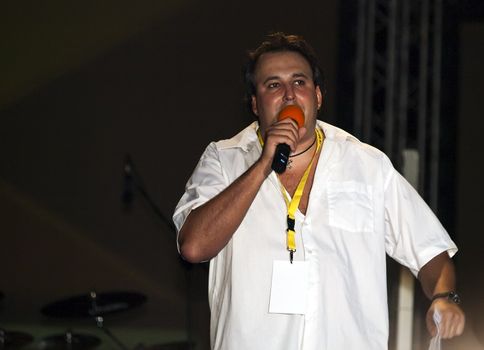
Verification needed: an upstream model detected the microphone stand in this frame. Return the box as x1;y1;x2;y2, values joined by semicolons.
122;154;196;349
123;154;177;234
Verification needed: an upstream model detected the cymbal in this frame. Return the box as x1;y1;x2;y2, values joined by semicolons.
40;331;100;349
41;291;147;318
0;329;34;348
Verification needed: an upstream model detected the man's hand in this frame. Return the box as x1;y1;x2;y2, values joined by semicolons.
418;252;465;339
259;118;306;174
426;298;465;338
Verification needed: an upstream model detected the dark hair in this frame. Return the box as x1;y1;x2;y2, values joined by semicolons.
243;32;326;117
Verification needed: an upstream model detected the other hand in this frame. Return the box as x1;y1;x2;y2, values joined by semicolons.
426;298;465;339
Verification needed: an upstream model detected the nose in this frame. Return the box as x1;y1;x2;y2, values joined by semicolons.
283;84;295;102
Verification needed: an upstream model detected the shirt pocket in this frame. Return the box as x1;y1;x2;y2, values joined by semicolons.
327;181;374;233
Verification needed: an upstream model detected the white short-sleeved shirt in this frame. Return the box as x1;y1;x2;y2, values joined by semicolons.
173;121;457;350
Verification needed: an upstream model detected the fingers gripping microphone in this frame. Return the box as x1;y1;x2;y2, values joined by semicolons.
271;105;305;174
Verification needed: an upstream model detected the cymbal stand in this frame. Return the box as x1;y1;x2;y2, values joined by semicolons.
0;328;5;348
62;329;74;350
95;316;128;350
89;291;129;350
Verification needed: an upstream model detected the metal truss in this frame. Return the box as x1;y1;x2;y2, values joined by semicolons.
353;0;443;210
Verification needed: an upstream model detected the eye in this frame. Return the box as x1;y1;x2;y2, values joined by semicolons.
267;82;280;89
294;80;306;86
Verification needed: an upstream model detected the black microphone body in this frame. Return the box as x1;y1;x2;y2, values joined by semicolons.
269;105;305;174
271;143;291;174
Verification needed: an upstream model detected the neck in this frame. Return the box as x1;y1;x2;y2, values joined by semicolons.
293;128;316;155
290;136;315;159
280;129;320;173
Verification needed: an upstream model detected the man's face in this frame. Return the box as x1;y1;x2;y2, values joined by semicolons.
251;51;322;133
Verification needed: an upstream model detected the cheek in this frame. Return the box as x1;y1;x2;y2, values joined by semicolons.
302;90;320;106
262;101;281;119
256;94;276;111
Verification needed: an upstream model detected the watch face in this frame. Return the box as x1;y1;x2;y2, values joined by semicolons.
450;292;461;304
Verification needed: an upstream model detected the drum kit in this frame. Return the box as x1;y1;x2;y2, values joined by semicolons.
0;291;192;350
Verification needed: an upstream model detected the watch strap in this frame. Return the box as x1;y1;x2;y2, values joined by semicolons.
431;291;461;304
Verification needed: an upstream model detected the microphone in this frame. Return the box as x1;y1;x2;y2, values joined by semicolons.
122;155;134;210
271;105;305;174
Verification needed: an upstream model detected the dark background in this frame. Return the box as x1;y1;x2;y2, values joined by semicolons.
0;1;483;349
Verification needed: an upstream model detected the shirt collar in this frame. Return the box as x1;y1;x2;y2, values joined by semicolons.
216;121;260;152
215;120;359;152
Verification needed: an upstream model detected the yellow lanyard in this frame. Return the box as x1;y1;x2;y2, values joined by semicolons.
257;128;324;262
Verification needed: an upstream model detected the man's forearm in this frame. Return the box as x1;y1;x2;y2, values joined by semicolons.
418;251;456;299
418;251;465;338
178;159;270;263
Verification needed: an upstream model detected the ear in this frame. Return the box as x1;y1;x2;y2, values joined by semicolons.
251;95;259;116
316;86;323;110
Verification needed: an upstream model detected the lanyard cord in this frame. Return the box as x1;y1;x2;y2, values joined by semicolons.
257;128;324;263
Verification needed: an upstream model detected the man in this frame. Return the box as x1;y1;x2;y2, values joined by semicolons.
173;33;465;349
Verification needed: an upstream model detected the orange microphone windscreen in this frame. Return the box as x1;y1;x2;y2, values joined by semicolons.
277;105;305;128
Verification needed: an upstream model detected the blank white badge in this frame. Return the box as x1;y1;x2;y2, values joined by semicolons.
269;260;309;315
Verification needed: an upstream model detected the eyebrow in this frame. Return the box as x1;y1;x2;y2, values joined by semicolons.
262;72;310;85
262;76;280;85
293;72;310;79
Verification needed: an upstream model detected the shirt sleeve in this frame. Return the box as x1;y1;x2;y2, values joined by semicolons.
383;159;458;277
172;142;229;251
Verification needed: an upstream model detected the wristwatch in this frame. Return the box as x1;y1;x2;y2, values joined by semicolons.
431;291;461;304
